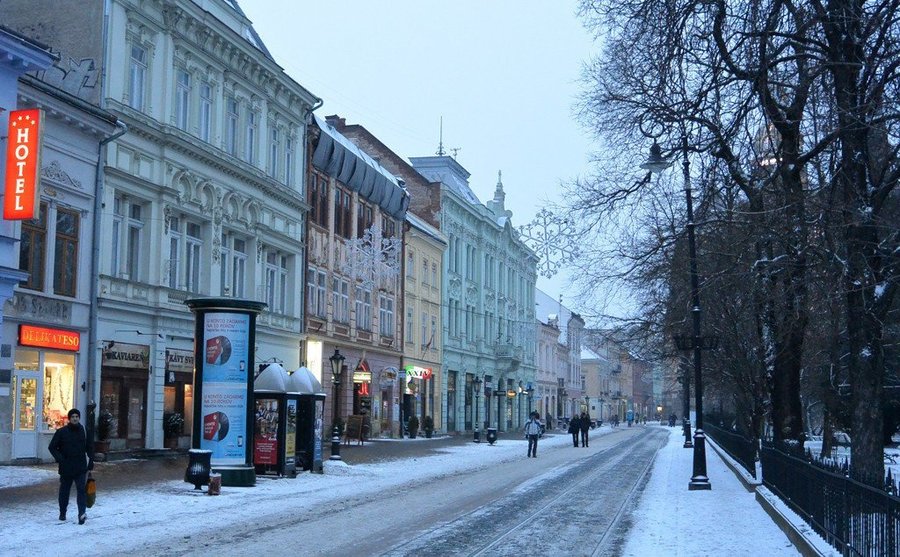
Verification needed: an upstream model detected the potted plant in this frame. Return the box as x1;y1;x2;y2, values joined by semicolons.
423;415;434;438
94;411;116;456
407;415;419;439
164;412;184;449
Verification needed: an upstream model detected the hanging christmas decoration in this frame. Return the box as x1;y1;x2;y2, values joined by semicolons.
518;208;580;278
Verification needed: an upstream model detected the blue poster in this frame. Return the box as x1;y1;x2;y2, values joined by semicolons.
200;312;251;465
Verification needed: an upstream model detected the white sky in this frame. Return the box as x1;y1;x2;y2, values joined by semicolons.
1;428;838;555
239;0;597;304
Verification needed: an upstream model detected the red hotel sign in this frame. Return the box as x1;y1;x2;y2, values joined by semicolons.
4;109;43;220
19;325;80;352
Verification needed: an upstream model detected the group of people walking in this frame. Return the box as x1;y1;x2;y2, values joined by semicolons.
568;413;591;447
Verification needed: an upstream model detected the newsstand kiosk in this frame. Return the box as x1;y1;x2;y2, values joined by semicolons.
289;366;326;473
253;362;295;477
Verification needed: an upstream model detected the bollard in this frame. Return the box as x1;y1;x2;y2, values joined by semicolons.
474;424;481;443
207;473;221;496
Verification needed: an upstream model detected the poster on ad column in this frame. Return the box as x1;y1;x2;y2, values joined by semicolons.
199;312;250;464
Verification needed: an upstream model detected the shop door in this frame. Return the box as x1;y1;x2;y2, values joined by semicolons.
12;371;41;459
125;382;146;448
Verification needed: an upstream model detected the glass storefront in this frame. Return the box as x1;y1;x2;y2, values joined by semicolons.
15;348;76;431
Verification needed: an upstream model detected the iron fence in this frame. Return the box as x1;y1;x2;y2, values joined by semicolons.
704;421;758;479
760;440;900;557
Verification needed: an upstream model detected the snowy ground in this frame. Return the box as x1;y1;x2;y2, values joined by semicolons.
0;427;827;556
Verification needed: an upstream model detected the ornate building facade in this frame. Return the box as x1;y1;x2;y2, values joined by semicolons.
411;158;537;433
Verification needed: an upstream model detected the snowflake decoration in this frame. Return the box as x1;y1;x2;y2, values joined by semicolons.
518;208;580;278
341;225;401;291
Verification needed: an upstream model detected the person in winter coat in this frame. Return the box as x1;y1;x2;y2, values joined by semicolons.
48;408;94;525
579;412;591;447
524;411;543;458
568;415;580;447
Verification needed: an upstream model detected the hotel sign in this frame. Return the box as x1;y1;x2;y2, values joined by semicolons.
4;109;43;220
19;325;80;351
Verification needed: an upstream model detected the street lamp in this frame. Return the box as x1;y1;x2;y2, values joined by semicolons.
643;136;711;490
473;376;483;443
328;348;345;461
526;384;534;417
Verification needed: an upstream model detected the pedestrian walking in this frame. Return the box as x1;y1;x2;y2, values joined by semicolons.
48;408;93;525
524;411;542;458
579;412;590;447
568;414;580;447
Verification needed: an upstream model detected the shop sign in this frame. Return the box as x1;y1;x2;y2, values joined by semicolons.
403;365;432;380
353;370;372;382
102;341;150;369
19;324;80;351
4;109;43;220
166;348;195;373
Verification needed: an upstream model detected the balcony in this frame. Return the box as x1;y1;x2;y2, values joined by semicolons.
496;342;522;372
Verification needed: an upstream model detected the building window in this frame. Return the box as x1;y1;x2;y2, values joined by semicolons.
264;251;289;314
405;306;414;342
41;351;76;430
422;258;429;286
432;262;437;288
284;136;294;186
334;188;351;239
379;294;394;337
382;218;396;239
225;96;238;156
421;311;428;348
185;222;202;293
53;207;79;297
112;197;144;281
18;202;47;291
406;253;415;278
220;233;247;298
308;173;329;228
199;82;212;142
129;44;147;111
245;110;257;163
175;69;191;131
356;203;373;238
332;277;349;322
306;267;327;317
355;286;372;330
168;217;181;289
268;127;279;176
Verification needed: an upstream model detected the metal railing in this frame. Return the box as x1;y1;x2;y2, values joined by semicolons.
760;440;900;557
704;422;758;479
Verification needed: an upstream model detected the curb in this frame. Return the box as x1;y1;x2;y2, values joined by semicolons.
706;437;839;557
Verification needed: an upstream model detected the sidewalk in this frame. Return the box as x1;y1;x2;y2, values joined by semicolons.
0;426;836;556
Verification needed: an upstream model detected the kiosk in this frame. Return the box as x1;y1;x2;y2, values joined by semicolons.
289;366;326;473
253;362;294;477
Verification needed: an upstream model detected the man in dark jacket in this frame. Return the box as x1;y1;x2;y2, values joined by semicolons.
48;408;93;524
579;412;591;447
568;415;580;447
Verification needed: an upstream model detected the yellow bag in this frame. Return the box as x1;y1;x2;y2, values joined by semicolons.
85;473;96;508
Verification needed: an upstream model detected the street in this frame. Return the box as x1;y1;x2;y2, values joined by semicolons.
151;427;665;556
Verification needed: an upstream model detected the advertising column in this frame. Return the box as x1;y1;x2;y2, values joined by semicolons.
185;298;266;487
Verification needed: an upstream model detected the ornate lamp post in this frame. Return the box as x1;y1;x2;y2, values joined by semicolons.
642;137;711;490
329;349;345;461
473;376;483;443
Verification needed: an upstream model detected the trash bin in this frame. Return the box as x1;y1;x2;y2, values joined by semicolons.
208;473;222;496
185;449;212;490
486;428;498;445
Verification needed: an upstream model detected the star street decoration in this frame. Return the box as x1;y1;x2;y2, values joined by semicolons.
518;208;580;278
341;224;402;291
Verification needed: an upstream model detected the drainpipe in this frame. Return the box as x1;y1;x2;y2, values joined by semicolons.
87;120;127;409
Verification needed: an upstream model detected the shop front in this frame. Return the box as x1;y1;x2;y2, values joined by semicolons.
9;324;82;461
164;348;194;449
100;341;149;450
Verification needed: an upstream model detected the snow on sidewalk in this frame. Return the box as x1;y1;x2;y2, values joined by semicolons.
621;430;801;556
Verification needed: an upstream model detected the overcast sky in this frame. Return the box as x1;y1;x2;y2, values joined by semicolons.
239;0;597;306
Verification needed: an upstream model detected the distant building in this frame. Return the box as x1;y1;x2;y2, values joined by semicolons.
535;289;585;421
